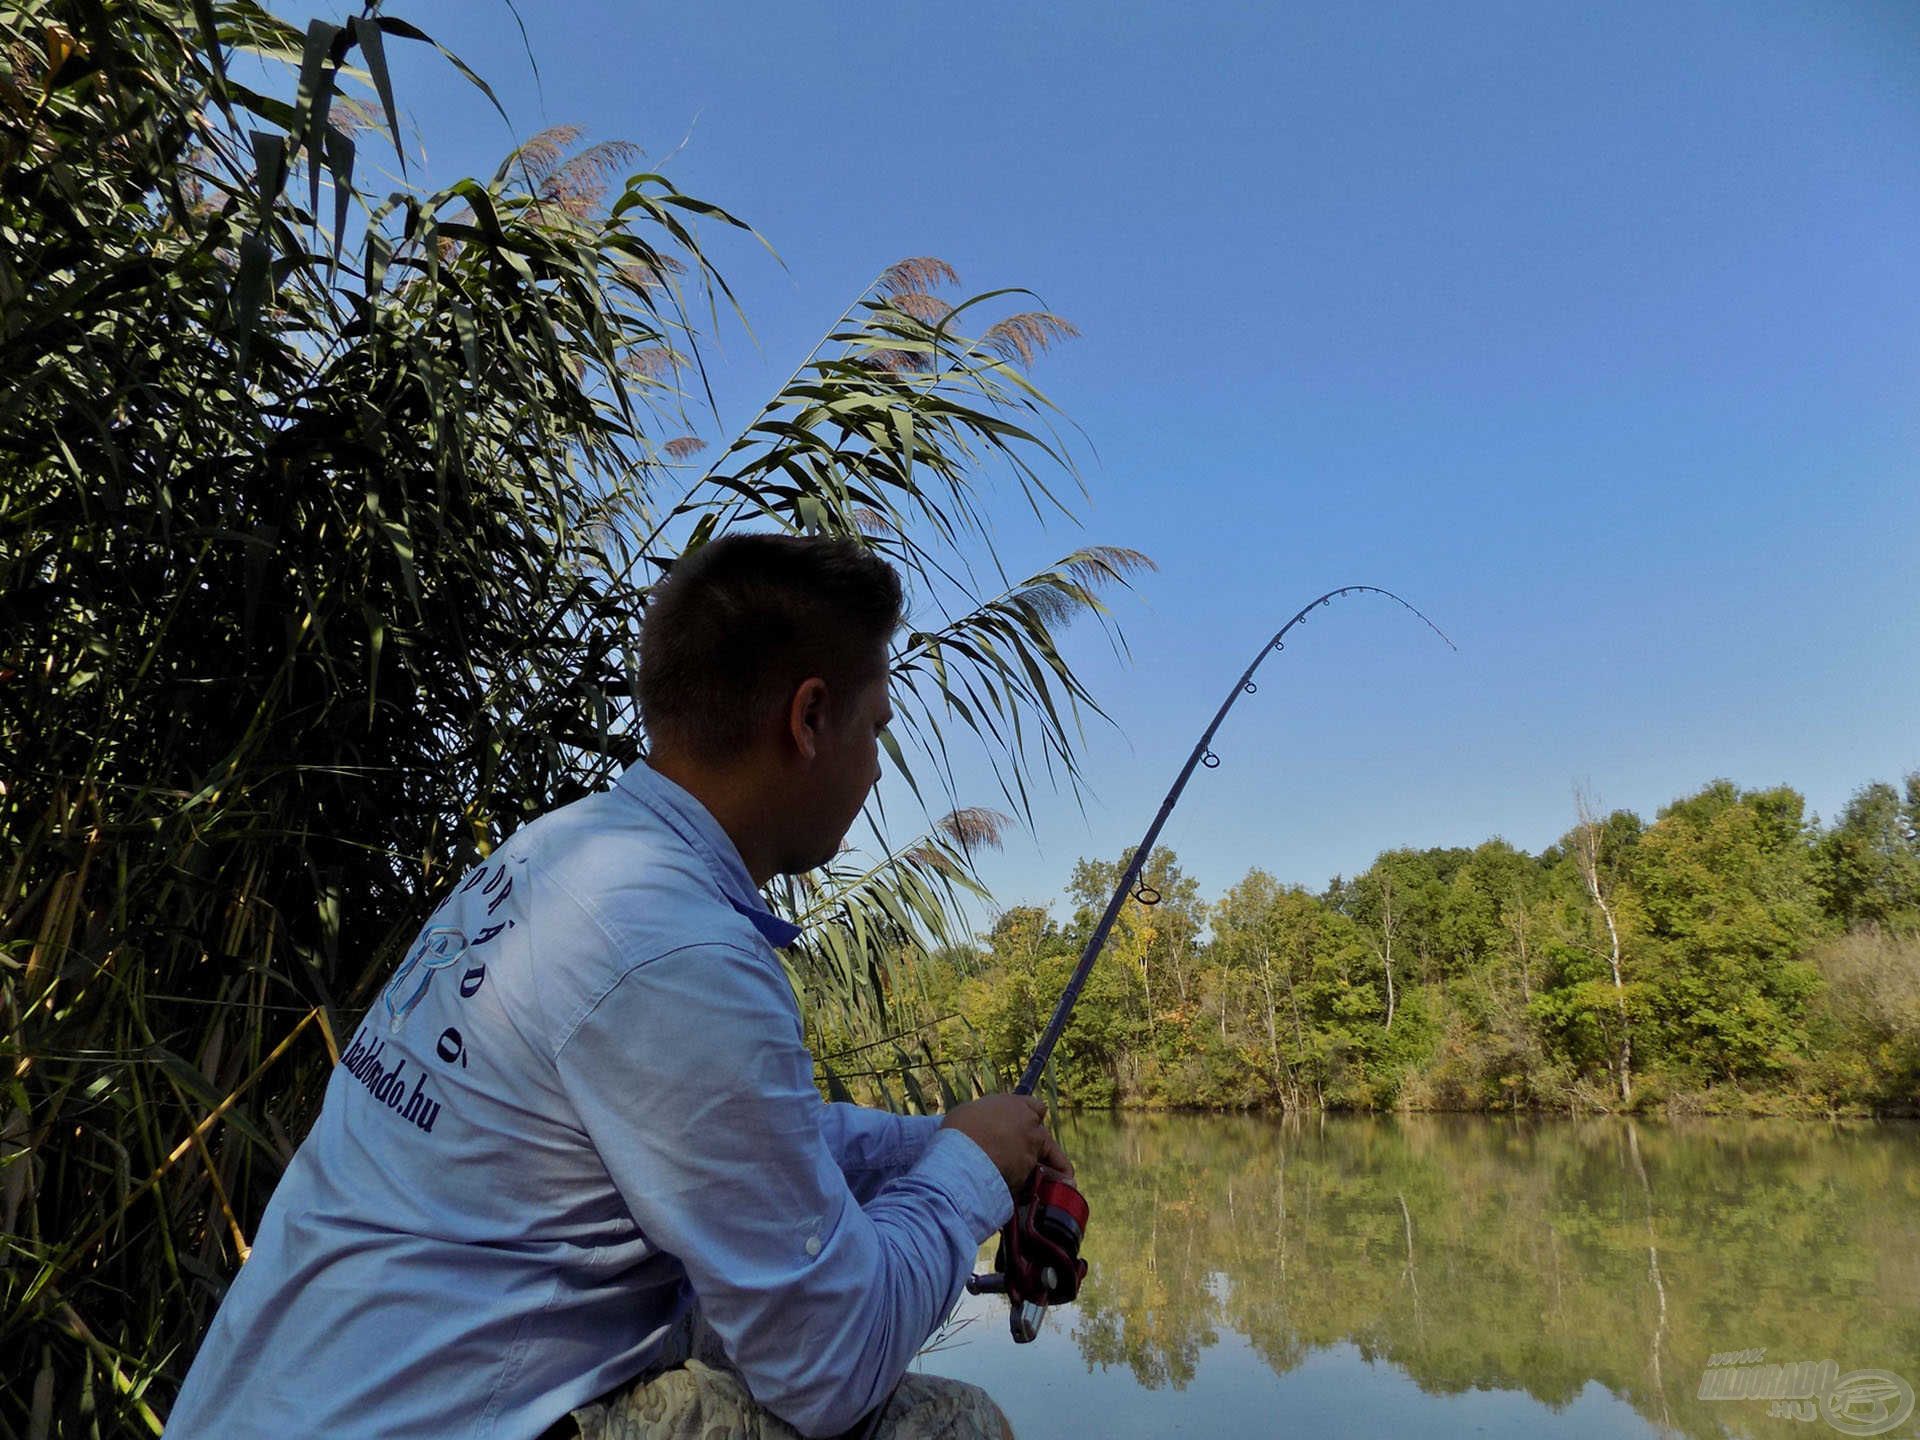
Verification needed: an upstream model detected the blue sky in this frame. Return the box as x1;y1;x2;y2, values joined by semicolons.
376;1;1919;917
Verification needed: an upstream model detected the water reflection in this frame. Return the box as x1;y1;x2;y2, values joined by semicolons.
920;1114;1920;1439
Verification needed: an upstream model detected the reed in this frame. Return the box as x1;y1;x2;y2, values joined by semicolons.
0;4;1143;1431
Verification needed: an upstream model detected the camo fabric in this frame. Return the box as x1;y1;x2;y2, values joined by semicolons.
571;1358;1012;1440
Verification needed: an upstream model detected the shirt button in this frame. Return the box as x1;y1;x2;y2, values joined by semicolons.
805;1235;822;1258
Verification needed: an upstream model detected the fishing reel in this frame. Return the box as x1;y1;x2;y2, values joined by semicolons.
965;1165;1089;1343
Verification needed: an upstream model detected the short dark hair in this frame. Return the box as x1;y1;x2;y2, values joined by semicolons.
637;534;904;758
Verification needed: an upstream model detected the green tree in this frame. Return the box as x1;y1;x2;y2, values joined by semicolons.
1067;849;1205;1101
1209;872;1334;1108
1816;774;1920;930
1631;782;1825;1084
955;903;1140;1105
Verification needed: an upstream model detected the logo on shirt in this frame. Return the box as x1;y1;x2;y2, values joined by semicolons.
346;856;525;1138
381;858;520;1033
340;1030;443;1134
385;925;470;1033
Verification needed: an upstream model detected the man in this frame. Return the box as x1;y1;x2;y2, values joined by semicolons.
169;534;1069;1439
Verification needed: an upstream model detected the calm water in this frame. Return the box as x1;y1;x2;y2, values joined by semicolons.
912;1113;1920;1439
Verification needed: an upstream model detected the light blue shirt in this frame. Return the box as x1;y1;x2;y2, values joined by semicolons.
168;762;1012;1439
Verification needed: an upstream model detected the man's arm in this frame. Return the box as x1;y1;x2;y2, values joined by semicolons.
818;1105;942;1203
554;942;1011;1439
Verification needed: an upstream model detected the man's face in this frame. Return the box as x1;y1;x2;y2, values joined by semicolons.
790;659;892;874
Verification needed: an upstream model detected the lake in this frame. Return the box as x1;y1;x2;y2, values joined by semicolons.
912;1113;1920;1439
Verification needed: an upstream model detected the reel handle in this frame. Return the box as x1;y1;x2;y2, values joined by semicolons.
963;1165;1090;1343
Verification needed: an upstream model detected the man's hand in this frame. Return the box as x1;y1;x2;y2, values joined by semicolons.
939;1093;1074;1197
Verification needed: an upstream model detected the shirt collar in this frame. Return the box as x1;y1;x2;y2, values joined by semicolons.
613;760;803;950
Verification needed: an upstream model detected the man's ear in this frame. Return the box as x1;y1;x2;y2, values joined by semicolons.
786;676;830;763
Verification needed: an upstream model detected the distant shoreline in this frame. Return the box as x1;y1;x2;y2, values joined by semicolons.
1055;1098;1920;1121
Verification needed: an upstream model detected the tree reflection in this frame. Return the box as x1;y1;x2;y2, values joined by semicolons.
1052;1114;1920;1438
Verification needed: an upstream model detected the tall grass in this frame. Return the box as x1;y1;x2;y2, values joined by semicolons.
0;4;1144;1431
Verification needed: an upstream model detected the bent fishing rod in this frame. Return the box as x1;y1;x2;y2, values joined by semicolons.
968;584;1456;1342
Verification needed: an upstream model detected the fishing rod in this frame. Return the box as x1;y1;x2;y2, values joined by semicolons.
967;584;1456;1342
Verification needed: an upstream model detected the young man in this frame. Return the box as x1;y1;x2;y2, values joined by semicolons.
169;535;1069;1439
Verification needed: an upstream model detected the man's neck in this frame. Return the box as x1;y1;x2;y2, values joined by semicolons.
643;752;781;888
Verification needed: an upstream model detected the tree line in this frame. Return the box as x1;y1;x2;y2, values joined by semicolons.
889;773;1920;1115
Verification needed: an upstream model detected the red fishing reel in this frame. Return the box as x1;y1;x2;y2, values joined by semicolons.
965;1166;1089;1342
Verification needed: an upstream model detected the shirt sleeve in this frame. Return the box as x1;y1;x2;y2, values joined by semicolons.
818;1105;944;1204
553;942;1011;1438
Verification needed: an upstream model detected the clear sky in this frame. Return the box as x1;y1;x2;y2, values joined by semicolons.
376;1;1920;917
